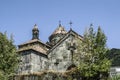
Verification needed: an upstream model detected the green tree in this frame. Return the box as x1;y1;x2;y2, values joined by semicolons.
110;75;120;80
75;25;111;80
0;32;18;80
106;48;120;67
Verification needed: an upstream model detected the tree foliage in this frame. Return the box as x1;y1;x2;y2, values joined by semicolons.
75;25;111;79
110;75;120;80
0;32;18;80
106;48;120;67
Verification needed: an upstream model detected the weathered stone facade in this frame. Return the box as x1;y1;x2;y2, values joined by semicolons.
17;23;83;75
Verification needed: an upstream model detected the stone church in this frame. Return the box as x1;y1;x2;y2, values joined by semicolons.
17;23;83;74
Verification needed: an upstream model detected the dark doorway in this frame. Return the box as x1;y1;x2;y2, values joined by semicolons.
67;64;76;70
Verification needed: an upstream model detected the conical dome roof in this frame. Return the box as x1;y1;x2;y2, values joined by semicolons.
52;24;67;35
49;23;67;46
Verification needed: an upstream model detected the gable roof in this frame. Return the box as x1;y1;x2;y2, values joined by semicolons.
17;44;48;55
18;39;50;48
18;39;51;55
47;29;83;54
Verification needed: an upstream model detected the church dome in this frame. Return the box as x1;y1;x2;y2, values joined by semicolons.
49;23;67;46
52;25;67;35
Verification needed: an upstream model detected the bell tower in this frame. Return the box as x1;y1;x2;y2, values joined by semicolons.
32;24;39;40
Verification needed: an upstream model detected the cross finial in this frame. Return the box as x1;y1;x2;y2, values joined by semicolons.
69;21;73;29
59;20;61;27
69;21;73;27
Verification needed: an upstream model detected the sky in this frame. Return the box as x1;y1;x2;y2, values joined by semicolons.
0;0;120;49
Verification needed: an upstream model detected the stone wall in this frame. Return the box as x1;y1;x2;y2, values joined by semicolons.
18;50;48;74
48;35;78;72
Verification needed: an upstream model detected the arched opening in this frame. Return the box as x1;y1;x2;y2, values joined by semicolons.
67;64;76;70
